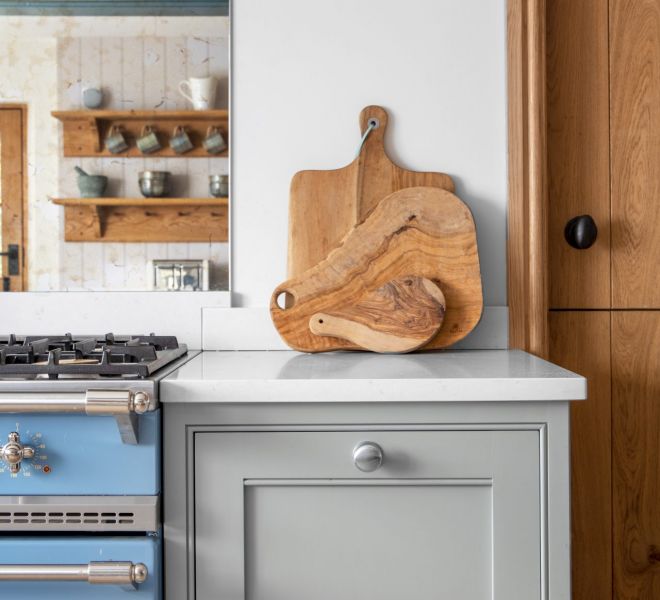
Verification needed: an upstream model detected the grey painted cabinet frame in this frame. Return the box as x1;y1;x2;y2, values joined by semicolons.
163;401;571;600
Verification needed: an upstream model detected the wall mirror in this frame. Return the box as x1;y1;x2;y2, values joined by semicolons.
0;1;230;293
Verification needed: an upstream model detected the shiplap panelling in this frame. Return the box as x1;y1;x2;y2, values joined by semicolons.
57;35;228;290
57;30;229;291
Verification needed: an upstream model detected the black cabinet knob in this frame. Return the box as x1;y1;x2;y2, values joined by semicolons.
564;215;598;249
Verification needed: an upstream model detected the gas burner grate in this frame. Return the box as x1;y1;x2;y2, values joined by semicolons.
0;333;185;379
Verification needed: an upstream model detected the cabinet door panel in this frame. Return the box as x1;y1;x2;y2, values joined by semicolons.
194;429;541;600
613;312;660;598
611;0;660;308
245;483;492;600
549;311;611;600
547;0;610;308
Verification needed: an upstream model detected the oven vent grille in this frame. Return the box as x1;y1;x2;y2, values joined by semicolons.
0;496;158;532
0;510;136;526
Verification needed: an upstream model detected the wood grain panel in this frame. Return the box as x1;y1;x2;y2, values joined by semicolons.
547;0;610;308
0;108;25;291
549;311;611;600
507;0;548;357
611;1;660;308
613;311;660;599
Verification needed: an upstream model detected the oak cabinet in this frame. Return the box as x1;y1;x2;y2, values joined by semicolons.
549;311;612;598
612;312;660;598
548;1;660;597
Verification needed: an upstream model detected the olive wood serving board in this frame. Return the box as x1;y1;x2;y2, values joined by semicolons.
309;276;446;353
272;186;483;352
287;105;455;277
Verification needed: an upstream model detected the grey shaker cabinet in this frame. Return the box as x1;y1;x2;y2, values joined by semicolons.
194;429;541;600
162;351;583;600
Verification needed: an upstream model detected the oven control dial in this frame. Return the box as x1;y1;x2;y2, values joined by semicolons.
1;432;35;474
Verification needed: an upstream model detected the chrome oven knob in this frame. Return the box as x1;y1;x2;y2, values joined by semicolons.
353;442;384;472
1;432;35;474
131;391;151;414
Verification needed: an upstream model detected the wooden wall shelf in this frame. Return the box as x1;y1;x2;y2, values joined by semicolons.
51;197;228;243
51;110;229;158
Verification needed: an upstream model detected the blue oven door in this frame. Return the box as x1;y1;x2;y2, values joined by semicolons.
0;535;161;598
0;411;160;495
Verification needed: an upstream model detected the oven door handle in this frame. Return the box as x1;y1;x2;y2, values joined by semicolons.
0;561;148;590
0;390;152;445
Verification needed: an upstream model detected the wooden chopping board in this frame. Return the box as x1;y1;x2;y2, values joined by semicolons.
272;187;483;352
287;105;455;277
309;276;446;353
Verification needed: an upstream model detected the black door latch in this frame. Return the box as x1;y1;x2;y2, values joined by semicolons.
0;244;19;276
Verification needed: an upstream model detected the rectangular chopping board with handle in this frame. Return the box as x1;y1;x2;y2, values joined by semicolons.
287;105;455;277
282;106;482;351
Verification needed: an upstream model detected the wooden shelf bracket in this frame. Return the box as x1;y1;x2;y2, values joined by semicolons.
50;197;228;243
52;110;229;158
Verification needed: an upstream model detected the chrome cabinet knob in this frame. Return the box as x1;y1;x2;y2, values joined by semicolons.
1;432;35;474
353;442;384;472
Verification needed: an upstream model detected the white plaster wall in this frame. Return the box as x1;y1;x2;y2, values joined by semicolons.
0;37;60;291
232;0;508;310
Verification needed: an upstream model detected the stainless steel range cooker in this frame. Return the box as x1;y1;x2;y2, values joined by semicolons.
0;334;195;599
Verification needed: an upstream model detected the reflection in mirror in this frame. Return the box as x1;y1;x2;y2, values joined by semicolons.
0;9;229;292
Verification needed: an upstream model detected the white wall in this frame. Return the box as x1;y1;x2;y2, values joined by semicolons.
231;0;508;309
0;35;60;291
1;3;510;350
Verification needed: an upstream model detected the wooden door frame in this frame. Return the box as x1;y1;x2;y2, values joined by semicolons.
0;103;28;291
507;0;548;358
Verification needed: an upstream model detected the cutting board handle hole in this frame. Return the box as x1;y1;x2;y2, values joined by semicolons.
275;290;296;310
368;118;379;129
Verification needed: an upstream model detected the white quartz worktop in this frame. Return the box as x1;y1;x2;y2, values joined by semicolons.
160;350;586;404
